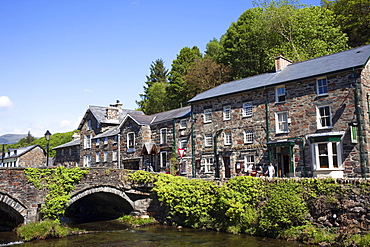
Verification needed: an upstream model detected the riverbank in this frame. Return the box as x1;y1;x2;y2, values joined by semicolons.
129;171;370;246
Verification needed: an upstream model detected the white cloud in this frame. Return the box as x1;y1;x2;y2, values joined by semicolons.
0;96;13;108
84;89;93;93
60;120;72;127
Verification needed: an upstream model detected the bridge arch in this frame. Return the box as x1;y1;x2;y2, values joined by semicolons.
0;192;27;229
66;186;134;222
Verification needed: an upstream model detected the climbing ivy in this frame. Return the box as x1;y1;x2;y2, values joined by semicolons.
24;167;89;222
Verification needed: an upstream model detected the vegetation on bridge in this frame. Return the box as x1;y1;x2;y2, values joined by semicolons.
24;166;89;221
128;171;370;246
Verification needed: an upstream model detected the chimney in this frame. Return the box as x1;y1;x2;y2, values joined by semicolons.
106;100;123;121
275;55;292;71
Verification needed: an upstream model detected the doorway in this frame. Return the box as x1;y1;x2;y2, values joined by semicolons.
277;153;290;177
223;156;231;178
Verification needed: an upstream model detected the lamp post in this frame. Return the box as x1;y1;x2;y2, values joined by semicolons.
44;130;51;166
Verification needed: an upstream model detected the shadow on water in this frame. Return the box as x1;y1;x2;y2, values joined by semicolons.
0;220;308;247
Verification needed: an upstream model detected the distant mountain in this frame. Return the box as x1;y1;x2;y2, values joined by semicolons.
0;134;27;144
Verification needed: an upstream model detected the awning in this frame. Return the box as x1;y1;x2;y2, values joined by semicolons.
267;140;295;147
306;131;344;143
141;143;159;155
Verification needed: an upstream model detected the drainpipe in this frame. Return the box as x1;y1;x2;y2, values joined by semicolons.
173;118;177;175
191;106;195;178
214;129;224;179
354;74;367;178
265;88;272;163
118;133;121;169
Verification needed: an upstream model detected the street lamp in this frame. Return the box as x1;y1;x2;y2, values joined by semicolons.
44;130;51;166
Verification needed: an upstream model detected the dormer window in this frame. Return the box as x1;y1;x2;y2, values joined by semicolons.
276;86;286;102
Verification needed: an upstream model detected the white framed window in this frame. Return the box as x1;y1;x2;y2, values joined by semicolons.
276;86;286;102
244;130;254;144
317;78;328;95
113;150;117;161
180;138;188;149
276;112;289;133
205;134;213;147
351;125;358;143
312;142;342;169
127;132;135;152
104;137;109;145
242;102;253;117
317;106;332;129
224;131;232;145
87;120;92;130
83;155;91;167
180;119;187;129
204;109;212;123
204;156;214;173
160;151;167;168
113;135;118;143
95;152;100;162
160;128;167;144
96;138;100;147
244;155;255;172
223;106;231;120
84;135;91;149
104;151;108;162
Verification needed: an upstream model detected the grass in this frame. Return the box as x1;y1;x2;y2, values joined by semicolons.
117;215;157;227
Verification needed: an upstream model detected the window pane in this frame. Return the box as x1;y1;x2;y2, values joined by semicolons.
318;143;329;168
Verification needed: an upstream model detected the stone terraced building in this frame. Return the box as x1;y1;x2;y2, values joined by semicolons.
54;45;370;179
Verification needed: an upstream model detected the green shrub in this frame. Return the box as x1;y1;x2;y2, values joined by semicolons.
128;170;157;184
259;180;308;236
16;220;70;241
117;215;156;226
279;224;337;244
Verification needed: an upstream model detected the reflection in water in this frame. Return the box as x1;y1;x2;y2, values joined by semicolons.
0;221;306;247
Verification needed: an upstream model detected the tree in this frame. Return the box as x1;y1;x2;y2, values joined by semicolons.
185;57;231;100
220;1;348;80
142;82;168;115
323;0;370;47
136;59;169;114
167;46;202;108
205;38;224;62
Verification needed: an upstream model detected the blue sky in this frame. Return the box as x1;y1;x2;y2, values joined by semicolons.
0;0;321;137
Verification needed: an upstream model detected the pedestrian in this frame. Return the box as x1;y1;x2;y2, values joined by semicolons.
267;163;275;178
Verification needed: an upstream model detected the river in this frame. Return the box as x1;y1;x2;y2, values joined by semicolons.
0;220;307;247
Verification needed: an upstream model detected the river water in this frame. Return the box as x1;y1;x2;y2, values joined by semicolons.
0;220;307;247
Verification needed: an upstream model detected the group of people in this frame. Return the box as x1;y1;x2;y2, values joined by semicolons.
246;163;275;178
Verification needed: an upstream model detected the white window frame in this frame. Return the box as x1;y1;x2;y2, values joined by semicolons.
312;142;342;170
84;135;91;149
104;137;109;145
180;138;188;149
205;134;213;147
104;151;108;162
180;119;187;129
242;102;253;117
204;109;212;123
112;150;117;161
224;131;232;146
276;112;289;133
204;156;214;173
244;155;255;172
127;132;135;152
160;151;167;168
160;128;167;144
95;152;100;163
223;106;231;121
83;155;91;167
96;138;100;147
317;105;332;129
87;120;92;130
244;130;254;144
276;86;286;102
317;77;328;95
113;135;118;144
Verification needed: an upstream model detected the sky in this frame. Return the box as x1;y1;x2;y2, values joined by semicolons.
0;0;321;138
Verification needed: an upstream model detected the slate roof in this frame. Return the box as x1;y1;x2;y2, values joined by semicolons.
53;138;80;149
92;127;120;139
189;45;370;103
78;106;144;130
151;106;191;124
2;145;44;159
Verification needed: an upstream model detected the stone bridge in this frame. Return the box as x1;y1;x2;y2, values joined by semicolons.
0;168;154;229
